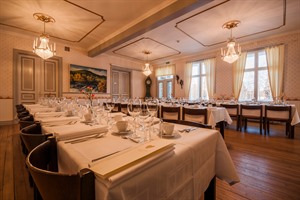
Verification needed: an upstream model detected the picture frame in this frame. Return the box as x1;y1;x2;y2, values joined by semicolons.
69;64;107;93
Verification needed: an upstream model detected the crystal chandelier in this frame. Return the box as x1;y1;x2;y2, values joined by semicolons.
33;13;56;60
142;50;152;76
221;20;241;64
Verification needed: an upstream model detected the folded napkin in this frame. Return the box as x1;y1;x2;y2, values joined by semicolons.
90;140;175;179
40;116;80;126
51;124;108;141
34;111;65;119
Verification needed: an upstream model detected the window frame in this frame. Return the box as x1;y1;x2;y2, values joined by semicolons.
189;61;208;100
239;49;272;102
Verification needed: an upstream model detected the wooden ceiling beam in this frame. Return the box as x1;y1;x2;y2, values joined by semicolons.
88;0;213;57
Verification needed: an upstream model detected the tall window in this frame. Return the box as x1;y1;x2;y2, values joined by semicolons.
239;50;272;101
157;75;174;99
189;62;208;100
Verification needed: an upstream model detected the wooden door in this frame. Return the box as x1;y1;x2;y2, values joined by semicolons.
16;53;60;104
111;70;130;100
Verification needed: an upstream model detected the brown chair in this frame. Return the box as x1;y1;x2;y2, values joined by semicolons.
19;114;36;130
221;104;240;131
163;119;212;129
264;105;293;138
161;105;181;120
240;104;263;134
120;103;128;115
182;107;207;124
26;137;95;200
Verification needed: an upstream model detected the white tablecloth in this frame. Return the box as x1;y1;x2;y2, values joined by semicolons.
57;123;239;200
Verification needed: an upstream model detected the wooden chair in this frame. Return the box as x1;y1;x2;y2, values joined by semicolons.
182;107;207;124
19;115;36;130
161;106;181;120
17;110;30;119
240;104;263;134
26;137;95;200
163;119;212;129
264;105;293;138
221;104;240;131
120;103;128;115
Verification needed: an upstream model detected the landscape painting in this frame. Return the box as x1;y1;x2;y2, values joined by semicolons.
69;64;107;93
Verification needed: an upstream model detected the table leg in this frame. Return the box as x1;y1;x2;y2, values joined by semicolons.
204;176;216;200
217;121;225;138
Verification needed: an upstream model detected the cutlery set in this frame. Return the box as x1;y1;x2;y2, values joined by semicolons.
178;127;197;133
64;133;105;144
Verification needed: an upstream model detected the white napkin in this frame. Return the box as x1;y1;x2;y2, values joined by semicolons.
40;116;80;126
52;124;108;141
34;111;65;119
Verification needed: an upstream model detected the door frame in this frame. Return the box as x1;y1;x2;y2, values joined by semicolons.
110;64;132;98
13;49;63;110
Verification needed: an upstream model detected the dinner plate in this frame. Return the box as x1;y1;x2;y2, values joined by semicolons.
112;130;133;135
161;130;180;139
80;120;93;124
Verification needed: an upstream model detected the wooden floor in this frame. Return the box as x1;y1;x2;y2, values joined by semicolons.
0;122;299;200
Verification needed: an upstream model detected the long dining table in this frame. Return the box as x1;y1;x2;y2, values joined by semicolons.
25;104;240;200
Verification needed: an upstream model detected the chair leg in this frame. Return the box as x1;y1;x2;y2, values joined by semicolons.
236;116;240;131
267;121;270;134
244;119;247;130
290;125;295;139
259;119;262;134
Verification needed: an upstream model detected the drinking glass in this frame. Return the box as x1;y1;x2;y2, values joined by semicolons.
127;98;141;136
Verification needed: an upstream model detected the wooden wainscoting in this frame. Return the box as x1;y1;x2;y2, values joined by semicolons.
0;123;299;200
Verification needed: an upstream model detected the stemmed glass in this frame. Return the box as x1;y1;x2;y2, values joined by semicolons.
147;99;159;136
127;98;141;136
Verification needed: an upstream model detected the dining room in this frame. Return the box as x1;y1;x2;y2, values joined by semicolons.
0;0;300;200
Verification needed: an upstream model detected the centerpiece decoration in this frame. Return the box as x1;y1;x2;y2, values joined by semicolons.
81;86;95;108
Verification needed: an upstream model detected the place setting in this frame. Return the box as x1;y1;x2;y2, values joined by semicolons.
159;122;181;139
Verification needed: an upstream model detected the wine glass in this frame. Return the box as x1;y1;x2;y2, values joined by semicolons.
147;99;159;137
127;98;141;136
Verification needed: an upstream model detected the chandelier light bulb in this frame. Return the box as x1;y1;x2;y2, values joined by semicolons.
221;20;242;64
32;13;56;60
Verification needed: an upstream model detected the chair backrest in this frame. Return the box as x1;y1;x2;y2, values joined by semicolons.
220;104;239;116
120;103;128;115
182;107;207;124
163;119;212;129
21;123;42;134
17;110;30;118
21;132;53;153
161;106;181;120
240;104;263;118
19;115;35;130
265;105;292;121
26;138;95;200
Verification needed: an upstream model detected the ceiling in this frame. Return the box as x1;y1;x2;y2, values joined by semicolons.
1;0;299;63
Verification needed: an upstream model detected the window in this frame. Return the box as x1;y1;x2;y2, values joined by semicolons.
189;62;208;100
157;75;174;99
239;50;272;101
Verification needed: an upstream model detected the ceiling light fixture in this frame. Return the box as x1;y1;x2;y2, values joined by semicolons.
142;50;152;76
221;20;241;64
33;13;56;60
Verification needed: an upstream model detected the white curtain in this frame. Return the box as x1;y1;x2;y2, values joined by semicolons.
184;62;193;98
232;52;247;99
203;58;216;99
155;64;175;77
265;45;285;100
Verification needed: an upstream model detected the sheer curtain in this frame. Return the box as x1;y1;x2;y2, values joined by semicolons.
265;45;285;100
184;62;193;98
203;58;216;99
155;64;175;77
232;52;247;99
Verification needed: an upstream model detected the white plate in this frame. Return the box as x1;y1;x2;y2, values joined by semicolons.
113;130;133;135
161;130;180;138
80;120;93;124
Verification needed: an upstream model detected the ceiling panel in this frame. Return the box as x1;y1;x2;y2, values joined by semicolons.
113;37;180;61
175;0;285;47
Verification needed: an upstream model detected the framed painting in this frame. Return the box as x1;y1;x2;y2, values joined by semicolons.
69;64;107;93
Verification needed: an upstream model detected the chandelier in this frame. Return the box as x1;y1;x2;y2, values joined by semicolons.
221;20;241;64
142;50;152;76
33;13;56;60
